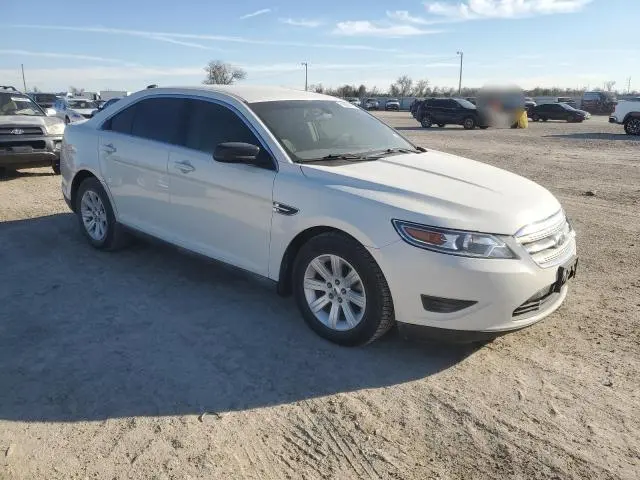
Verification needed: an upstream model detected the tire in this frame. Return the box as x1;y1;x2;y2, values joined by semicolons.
437;124;445;128
420;115;433;128
64;116;70;125
624;117;640;135
479;126;489;130
542;117;548;122
75;177;130;250
532;114;540;122
462;116;476;130
567;115;575;123
292;232;394;346
52;159;61;175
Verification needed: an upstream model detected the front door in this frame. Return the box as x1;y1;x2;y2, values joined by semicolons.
167;99;276;276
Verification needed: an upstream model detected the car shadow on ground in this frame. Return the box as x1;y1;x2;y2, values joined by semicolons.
0;169;56;181
396;126;472;132
0;214;481;423
543;132;640;141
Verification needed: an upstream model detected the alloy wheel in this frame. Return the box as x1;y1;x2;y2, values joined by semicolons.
626;118;640;135
80;190;108;241
303;254;366;331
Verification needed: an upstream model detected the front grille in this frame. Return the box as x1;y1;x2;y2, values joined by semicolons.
0;126;44;135
513;285;557;317
0;140;47;151
515;210;576;268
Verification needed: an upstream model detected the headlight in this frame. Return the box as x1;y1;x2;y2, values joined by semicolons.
46;123;65;135
392;219;517;259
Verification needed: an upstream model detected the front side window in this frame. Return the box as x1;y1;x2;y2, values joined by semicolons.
455;98;476;109
105;104;137;135
184;100;272;167
68;99;97;109
249;100;415;163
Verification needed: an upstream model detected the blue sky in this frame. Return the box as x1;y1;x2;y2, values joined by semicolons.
1;0;638;93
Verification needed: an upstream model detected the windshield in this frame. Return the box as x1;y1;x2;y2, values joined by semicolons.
249;100;415;162
455;98;476;109
0;92;44;116
387;99;399;102
68;99;97;109
558;103;575;110
33;93;58;103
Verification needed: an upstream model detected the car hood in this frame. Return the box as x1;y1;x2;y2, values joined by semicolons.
70;108;95;116
300;150;561;235
0;115;64;127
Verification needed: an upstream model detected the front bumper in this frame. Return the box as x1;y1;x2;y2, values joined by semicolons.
0;134;62;169
368;237;576;334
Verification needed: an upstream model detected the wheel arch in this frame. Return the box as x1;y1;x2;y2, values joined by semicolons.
69;168;115;214
623;111;640;123
276;226;367;296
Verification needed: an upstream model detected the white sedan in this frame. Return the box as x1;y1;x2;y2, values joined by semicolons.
60;85;577;345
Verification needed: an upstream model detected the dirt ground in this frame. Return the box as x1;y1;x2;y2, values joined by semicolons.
1;114;638;480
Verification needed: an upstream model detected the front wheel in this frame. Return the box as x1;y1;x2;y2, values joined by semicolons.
293;232;394;346
532;114;540;122
420;115;433;128
75;177;129;250
624;117;640;135
463;116;476;130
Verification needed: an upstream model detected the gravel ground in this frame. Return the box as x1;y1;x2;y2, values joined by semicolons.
1;114;638;480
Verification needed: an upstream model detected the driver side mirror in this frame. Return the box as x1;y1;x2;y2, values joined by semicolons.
45;108;56;116
213;142;260;164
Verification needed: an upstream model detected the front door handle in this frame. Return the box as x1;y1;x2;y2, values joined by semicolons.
101;143;116;154
174;160;195;174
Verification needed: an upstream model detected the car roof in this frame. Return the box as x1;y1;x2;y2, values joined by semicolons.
151;85;329;103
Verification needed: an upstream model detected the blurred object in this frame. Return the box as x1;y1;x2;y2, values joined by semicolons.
477;86;526;128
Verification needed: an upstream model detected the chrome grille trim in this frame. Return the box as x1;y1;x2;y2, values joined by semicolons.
515;211;576;268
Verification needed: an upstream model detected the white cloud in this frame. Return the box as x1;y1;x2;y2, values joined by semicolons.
333;21;441;37
9;25;400;53
0;49;139;66
425;0;593;19
240;8;271;20
386;10;437;25
395;52;453;59
279;18;323;27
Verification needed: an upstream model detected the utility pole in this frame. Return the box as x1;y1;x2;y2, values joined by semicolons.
301;62;308;91
21;64;27;92
627;77;632;94
456;51;463;96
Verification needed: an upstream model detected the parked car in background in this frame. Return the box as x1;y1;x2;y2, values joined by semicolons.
418;97;487;130
530;103;587;122
409;99;422;117
61;85;577;345
30;92;59;109
364;98;379;110
0;86;64;175
556;97;578;108
347;97;361;107
581;91;617;115
609;98;640;135
385;98;400;111
53;97;99;123
98;97;122;111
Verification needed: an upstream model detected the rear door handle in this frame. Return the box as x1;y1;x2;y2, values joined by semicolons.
174;160;195;174
101;143;117;154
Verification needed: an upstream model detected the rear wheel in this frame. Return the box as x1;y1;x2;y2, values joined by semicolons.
437;124;445;128
421;115;433;128
479;126;489;130
75;177;130;250
462;116;476;130
624;117;640;135
293;232;394;346
52;160;60;175
532;113;540;122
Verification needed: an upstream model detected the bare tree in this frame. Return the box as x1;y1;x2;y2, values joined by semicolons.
69;86;85;96
412;79;429;97
357;84;367;98
369;86;380;96
395;75;413;97
309;84;324;94
32;85;40;93
603;80;616;92
203;60;247;85
389;83;401;97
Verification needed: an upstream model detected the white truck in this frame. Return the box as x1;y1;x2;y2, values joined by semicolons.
98;90;128;101
609;98;640;135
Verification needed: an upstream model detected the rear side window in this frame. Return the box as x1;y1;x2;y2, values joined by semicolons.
131;97;187;145
105;104;137;135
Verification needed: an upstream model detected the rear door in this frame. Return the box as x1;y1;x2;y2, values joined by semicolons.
99;97;187;236
447;99;465;123
549;104;565;120
427;99;446;123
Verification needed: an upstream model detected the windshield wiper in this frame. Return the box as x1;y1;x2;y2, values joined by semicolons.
300;153;371;163
362;147;422;158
